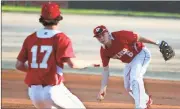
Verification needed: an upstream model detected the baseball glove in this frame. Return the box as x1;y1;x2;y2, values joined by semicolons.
159;41;175;61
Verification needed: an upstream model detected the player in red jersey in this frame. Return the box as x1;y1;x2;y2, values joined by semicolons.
16;2;86;109
93;25;159;109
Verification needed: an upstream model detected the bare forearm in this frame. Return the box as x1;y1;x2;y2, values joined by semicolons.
68;61;81;69
68;60;83;69
64;58;88;69
138;36;158;46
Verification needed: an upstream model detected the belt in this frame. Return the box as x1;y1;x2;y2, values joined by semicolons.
28;82;62;88
28;84;49;87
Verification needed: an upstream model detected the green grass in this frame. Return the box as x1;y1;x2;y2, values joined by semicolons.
2;5;180;18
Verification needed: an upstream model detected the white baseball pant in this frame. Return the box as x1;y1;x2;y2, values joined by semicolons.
28;83;86;109
123;47;151;108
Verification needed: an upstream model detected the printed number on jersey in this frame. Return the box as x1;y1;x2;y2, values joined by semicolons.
112;48;133;59
31;45;52;68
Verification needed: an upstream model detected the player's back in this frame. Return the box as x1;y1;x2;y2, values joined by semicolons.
23;29;64;86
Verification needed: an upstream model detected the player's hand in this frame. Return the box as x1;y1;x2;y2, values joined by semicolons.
92;64;100;67
97;88;107;101
81;63;100;69
86;63;100;68
68;59;100;69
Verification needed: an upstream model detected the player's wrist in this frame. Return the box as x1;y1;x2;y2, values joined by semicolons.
155;40;161;46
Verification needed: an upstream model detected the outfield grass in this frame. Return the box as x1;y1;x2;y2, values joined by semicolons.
2;5;180;18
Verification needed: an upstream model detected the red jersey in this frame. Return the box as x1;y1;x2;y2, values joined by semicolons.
17;29;75;86
100;30;144;67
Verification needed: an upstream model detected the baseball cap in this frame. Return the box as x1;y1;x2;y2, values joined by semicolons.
93;25;108;37
41;2;61;20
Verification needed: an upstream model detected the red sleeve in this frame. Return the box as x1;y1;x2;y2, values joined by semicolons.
100;47;110;67
17;38;28;63
56;33;75;61
121;31;138;44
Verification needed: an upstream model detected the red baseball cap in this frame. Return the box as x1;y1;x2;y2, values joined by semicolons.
93;25;108;37
41;2;61;20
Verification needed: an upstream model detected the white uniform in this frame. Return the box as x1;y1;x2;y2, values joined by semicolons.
99;30;151;108
28;83;86;109
124;47;151;108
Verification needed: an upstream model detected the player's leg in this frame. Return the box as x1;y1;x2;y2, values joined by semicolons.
29;85;62;109
137;48;152;108
28;85;46;109
37;85;64;109
123;64;134;99
129;47;151;108
49;83;86;109
139;47;151;103
123;63;147;106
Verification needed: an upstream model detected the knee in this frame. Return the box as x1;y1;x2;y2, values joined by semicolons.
131;79;138;89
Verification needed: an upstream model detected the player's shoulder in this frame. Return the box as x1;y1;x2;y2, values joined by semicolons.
111;30;135;39
24;32;36;42
55;32;71;42
112;30;133;35
55;32;69;39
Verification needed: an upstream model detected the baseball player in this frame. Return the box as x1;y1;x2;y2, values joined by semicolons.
93;25;175;109
15;2;87;109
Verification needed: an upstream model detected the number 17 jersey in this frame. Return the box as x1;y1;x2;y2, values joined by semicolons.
17;29;75;86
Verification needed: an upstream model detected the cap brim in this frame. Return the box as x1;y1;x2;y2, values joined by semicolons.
94;35;99;37
94;30;108;38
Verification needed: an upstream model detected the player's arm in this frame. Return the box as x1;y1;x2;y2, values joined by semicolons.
62;58;88;69
123;31;160;46
15;60;28;73
62;57;99;69
137;35;175;61
16;38;28;73
57;34;100;69
101;66;110;90
97;66;109;101
97;49;110;101
137;35;159;46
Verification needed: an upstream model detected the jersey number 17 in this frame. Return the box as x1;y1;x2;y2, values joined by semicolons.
31;45;52;69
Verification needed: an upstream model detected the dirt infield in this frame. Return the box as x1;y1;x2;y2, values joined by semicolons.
2;69;180;109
